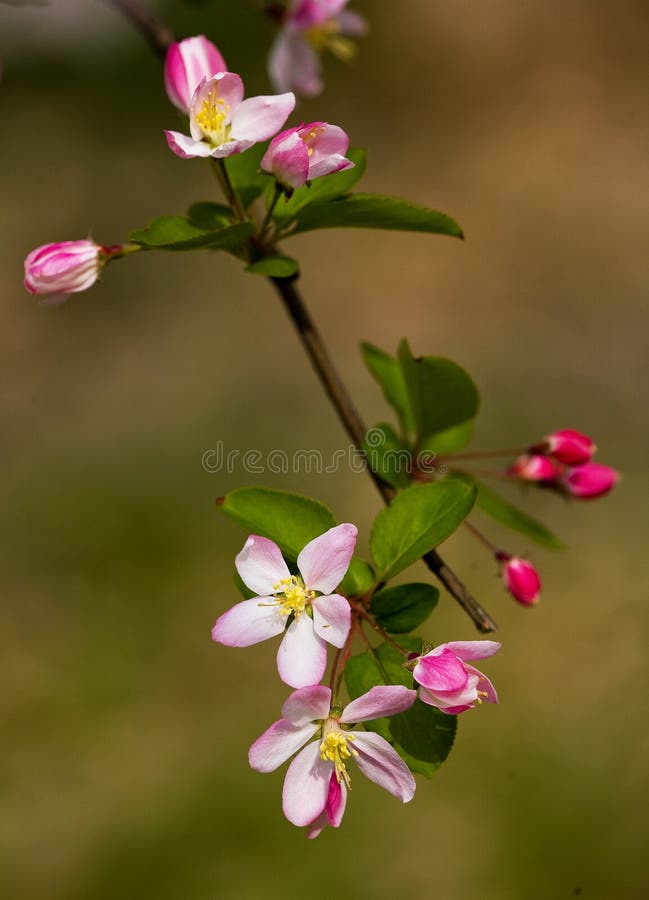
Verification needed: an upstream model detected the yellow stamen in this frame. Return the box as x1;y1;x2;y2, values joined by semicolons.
320;719;356;788
305;21;357;62
259;576;315;620
193;87;230;144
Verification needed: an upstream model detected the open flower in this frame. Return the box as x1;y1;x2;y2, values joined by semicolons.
261;121;354;190
212;524;356;687
165;71;295;160
413;641;501;714
249;684;417;834
164;35;227;112
24;239;105;303
269;0;367;98
497;554;541;606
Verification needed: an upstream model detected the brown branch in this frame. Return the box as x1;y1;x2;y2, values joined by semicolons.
104;0;498;634
103;0;174;58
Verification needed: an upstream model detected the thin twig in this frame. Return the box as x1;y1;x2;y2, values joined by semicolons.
104;0;499;634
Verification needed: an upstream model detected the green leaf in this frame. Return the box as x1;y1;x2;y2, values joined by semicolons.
421;421;475;456
218;487;336;560
344;639;455;777
370;583;439;633
128;216;254;251
370;479;477;580
362;423;412;489
187;202;232;230
224;142;269;209
474;478;565;550
246;256;299;278
389;700;457;776
338;556;375;597
360;342;414;436
398;340;480;443
285;193;463;238
274;148;367;222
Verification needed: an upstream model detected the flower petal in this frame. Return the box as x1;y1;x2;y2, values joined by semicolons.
308;154;354;180
209;139;255;158
340;685;416;724
248;718;318;773
337;9;369;36
441;640;502;662
464;664;499;704
308;772;347;838
350;731;416;802
297;523;358;594
413;648;469;693
211;597;284;647
261;129;310;190
282;741;332;826
281;685;332;725
164;130;213;159
235;535;291;596
311;594;351;648
230;92;296;143
276;613;327;688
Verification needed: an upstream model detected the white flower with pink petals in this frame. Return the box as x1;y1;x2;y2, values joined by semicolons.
413;641;501;715
165;71;295;160
249;684;417;835
212;524;356;688
261;121;354;191
269;0;367;98
24;239;105;304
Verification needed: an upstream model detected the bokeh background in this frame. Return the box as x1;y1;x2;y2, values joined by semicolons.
1;1;648;898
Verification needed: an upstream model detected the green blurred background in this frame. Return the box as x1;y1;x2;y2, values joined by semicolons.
1;1;648;897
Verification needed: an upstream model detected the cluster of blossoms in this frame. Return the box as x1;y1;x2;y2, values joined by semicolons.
482;429;618;607
212;524;500;836
23;33;357;301
509;428;618;500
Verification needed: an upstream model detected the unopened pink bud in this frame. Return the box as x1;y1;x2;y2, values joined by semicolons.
261;122;354;191
536;428;596;465
508;453;561;482
562;462;619;499
498;554;541;607
24;240;103;302
164;35;227;112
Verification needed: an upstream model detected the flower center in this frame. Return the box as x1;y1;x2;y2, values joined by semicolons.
272;576;315;619
194;87;230;145
300;125;326;157
306;21;356;61
319;718;357;788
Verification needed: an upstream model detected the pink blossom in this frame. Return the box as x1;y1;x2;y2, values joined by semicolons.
562;462;619;499
212;525;356;688
165;72;295;160
164;35;227;112
537;428;596;466
413;641;501;714
269;0;367;98
498;554;541;606
508;453;561;482
249;684;417;834
261;121;354;190
24;240;104;303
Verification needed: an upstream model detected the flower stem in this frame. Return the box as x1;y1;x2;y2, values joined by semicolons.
463;519;499;554
211;159;248;225
439;447;528;462
259;183;283;243
359;610;410;656
106;0;499;635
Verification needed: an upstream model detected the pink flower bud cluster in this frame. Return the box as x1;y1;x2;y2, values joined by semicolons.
509;429;618;500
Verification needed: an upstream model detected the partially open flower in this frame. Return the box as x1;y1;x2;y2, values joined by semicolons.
212;524;356;688
261;121;354;191
165;72;295;160
164;35;227;112
412;641;501;714
269;0;367;98
562;462;619;499
249;684;417;835
498;554;541;606
24;240;105;303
